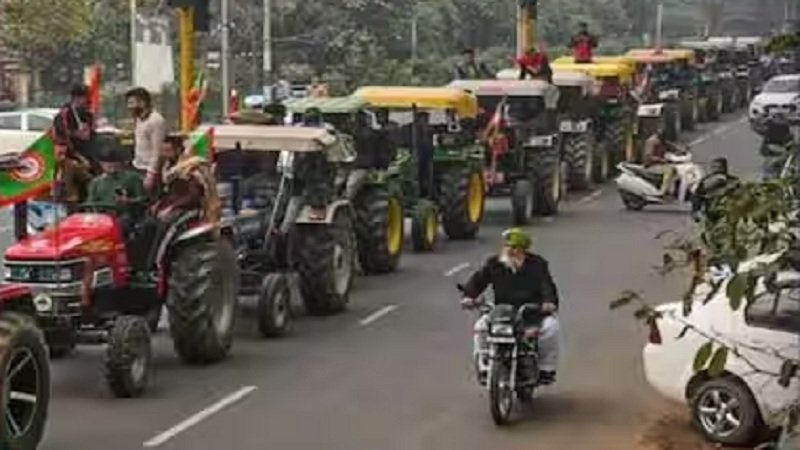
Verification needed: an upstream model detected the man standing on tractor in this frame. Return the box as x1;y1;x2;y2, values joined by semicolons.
453;48;494;80
53;84;96;202
126;87;167;193
516;46;553;83
345;111;379;200
569;22;598;64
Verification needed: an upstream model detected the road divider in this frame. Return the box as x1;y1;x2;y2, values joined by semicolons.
359;305;398;326
143;385;258;448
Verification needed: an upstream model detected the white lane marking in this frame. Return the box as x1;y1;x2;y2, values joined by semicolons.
359;304;399;326
444;262;470;277
577;189;603;204
143;386;258;448
689;116;746;146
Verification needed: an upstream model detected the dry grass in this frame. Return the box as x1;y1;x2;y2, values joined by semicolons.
635;411;723;450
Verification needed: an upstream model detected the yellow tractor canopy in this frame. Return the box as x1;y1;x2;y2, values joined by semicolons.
626;48;694;61
553;55;635;69
549;62;634;83
624;49;681;65
352;86;478;118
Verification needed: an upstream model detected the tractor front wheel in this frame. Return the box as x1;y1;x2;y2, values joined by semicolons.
105;315;151;398
565;133;594;191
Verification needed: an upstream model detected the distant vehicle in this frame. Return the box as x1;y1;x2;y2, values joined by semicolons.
749;75;800;125
643;254;800;446
0;108;58;153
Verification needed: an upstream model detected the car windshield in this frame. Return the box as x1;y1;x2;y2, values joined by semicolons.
764;78;800;93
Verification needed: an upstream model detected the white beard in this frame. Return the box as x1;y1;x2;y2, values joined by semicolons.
500;251;523;273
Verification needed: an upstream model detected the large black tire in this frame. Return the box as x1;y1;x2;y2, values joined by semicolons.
511;180;535;225
0;313;49;450
489;362;514;426
593;142;611;184
411;200;438;252
530;148;565;216
565;133;594;191
681;98;698;131
440;169;485;240
603;118;626;166
167;239;239;364
257;273;291;338
691;377;764;446
354;186;403;274
293;207;355;316
104;315;151;398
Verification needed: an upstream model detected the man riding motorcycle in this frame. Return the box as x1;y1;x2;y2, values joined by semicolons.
643;129;683;196
691;157;740;222
460;228;560;386
760;112;795;181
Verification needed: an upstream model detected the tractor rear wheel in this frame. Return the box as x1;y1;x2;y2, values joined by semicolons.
355;186;404;274
0;312;49;450
440;169;484;240
565;133;594;191
603;118;626;167
168;239;239;364
293;207;355;316
511;180;534;225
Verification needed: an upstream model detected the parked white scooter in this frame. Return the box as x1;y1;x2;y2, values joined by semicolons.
615;150;704;211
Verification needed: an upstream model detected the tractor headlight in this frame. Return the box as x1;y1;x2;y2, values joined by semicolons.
2;267;10;280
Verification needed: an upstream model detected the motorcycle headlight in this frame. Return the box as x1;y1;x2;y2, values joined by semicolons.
491;324;514;336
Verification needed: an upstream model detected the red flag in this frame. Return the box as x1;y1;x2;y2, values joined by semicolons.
84;64;101;117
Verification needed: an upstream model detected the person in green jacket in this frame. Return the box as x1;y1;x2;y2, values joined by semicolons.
86;135;146;225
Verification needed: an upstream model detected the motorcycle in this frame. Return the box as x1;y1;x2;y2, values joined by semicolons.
459;284;549;426
615;150;704;211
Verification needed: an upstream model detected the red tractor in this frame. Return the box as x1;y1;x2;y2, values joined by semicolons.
2;154;238;398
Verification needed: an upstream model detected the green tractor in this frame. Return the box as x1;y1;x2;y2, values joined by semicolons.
353;86;486;251
284;96;404;274
680;40;725;122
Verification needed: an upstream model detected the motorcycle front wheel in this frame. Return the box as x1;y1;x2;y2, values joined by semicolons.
489;361;514;426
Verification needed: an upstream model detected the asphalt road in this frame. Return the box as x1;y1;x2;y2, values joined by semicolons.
28;113;758;450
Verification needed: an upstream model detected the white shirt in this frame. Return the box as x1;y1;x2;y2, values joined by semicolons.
133;110;166;174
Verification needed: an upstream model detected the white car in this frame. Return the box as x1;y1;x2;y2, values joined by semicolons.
0;108;58;154
749;74;800;123
643;254;800;446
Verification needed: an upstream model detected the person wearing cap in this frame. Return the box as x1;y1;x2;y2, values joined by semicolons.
460;228;561;385
691;157;740;222
85;135;145;218
452;48;493;80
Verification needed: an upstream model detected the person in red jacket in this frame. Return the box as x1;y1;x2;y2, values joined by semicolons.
570;22;598;63
516;47;553;83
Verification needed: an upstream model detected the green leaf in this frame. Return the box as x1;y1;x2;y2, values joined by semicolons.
693;342;714;373
676;326;691;339
726;273;747;311
707;347;729;377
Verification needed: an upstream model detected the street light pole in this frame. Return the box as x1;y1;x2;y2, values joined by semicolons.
130;0;137;83
262;0;272;98
221;0;230;117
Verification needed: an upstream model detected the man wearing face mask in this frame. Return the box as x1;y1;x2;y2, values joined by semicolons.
126;87;166;193
460;228;560;386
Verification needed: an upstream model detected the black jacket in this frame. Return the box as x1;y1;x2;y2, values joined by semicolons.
463;253;559;309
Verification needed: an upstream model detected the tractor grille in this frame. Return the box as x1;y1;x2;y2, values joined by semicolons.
3;260;85;284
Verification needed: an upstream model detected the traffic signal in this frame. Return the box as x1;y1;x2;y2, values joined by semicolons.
166;0;210;32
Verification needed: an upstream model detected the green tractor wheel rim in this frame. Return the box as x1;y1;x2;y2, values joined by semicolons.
386;197;403;256
467;172;485;224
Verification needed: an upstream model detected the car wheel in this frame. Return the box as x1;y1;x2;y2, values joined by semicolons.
691;377;763;446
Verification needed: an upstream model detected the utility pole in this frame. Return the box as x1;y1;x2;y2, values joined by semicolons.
130;0;137;83
178;7;194;132
262;0;272;100
411;10;418;79
655;1;664;48
221;0;230;117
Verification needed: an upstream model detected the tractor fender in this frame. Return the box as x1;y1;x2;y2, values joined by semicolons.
154;210;202;268
637;103;666;118
296;199;352;225
0;284;35;316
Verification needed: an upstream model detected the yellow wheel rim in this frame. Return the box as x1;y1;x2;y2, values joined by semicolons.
386;197;403;256
425;210;437;245
466;172;484;224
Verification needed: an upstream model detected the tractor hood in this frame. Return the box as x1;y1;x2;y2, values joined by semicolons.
5;213;121;261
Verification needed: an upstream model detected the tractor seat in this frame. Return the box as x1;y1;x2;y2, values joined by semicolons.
622;163;665;186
